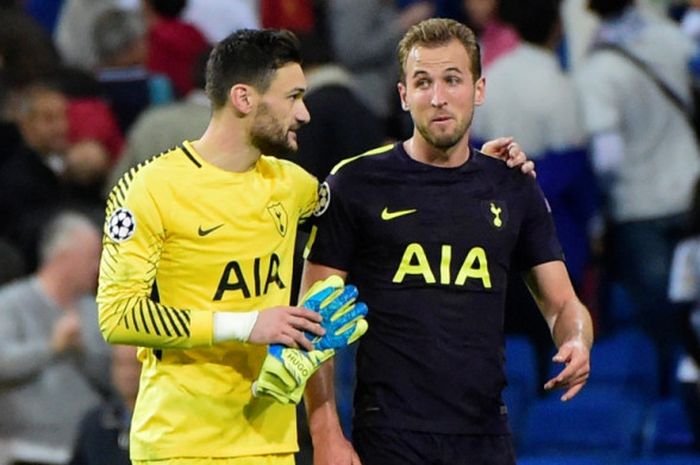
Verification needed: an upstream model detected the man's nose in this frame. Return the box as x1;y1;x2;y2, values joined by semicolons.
431;82;447;107
296;100;311;125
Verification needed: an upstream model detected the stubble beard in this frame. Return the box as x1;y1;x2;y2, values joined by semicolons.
416;109;474;150
250;103;296;157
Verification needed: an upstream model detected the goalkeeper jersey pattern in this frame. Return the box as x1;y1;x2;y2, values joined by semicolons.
307;143;563;434
97;141;318;460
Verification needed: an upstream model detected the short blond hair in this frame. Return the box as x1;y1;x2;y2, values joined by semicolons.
397;18;481;83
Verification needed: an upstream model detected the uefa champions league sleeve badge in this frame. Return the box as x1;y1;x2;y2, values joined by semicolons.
107;207;136;242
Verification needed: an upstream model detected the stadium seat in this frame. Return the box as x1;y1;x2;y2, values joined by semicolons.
517;455;613;465
552;329;659;400
642;397;696;456
503;336;539;442
630;455;700;465
520;388;646;458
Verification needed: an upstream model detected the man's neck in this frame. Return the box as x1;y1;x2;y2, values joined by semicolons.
404;133;471;168
191;116;261;172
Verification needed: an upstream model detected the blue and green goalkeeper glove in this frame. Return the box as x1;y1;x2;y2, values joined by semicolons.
252;275;368;404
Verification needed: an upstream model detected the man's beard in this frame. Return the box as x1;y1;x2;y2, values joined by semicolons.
416;110;473;150
250;103;296;157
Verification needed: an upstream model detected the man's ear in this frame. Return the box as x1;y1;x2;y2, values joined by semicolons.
474;76;486;107
230;84;256;114
398;82;409;112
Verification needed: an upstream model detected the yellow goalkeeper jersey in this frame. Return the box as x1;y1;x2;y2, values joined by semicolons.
97;141;318;460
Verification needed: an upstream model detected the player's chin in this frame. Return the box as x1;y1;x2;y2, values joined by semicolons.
287;132;299;151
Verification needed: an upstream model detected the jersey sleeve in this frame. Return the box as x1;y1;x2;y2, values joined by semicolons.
304;171;358;272
97;170;213;348
294;164;319;223
512;177;564;271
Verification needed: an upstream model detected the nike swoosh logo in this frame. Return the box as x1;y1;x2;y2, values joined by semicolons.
381;207;417;220
197;224;225;236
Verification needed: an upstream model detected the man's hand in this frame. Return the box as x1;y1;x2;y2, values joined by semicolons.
253;345;335;403
248;306;324;351
51;310;82;354
481;137;536;177
313;429;362;465
252;276;369;404
544;339;590;401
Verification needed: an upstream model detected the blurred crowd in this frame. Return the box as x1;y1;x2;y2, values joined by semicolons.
1;0;700;464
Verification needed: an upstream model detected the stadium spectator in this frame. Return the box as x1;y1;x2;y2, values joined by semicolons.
105;47;210;191
141;0;210;97
327;0;433;122
668;176;700;450
92;7;174;134
69;344;141;465
0;80;71;269
0;211;111;464
463;0;519;68
574;0;700;390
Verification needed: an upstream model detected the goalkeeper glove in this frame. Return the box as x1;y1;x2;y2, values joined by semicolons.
253;345;335;404
303;275;368;350
252;276;368;404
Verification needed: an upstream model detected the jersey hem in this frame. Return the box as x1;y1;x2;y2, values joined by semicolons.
353;417;510;435
130;443;299;461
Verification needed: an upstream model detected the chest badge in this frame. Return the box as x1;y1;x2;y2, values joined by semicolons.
267;202;289;237
481;200;508;230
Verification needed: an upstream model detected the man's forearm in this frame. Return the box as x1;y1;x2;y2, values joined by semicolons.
551;298;594;349
305;359;344;439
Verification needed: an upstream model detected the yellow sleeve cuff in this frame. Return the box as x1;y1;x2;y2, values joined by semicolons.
189;310;214;347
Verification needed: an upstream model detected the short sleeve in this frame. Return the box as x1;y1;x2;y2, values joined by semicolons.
295;165;319;223
304;172;358;272
512;178;564;271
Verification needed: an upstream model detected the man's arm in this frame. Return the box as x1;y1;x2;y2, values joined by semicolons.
302;261;361;465
524;261;594;401
98;174;323;351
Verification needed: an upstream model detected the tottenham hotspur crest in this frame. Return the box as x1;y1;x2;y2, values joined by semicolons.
107;208;136;242
267;202;289;237
480;200;508;230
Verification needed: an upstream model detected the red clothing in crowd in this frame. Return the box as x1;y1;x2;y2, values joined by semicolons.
146;18;209;97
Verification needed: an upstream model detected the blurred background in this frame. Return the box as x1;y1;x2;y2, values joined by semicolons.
1;0;700;464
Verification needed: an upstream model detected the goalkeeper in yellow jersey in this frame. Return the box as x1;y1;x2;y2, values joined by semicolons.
97;26;534;465
96;29;369;465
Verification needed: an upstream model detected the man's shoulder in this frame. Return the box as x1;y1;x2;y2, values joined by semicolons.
260;155;317;184
0;276;37;309
110;145;184;190
474;150;537;192
329;143;396;178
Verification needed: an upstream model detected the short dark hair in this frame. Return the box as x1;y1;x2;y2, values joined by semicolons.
144;0;186;18
397;18;481;83
501;0;561;46
193;47;212;91
205;29;302;109
588;0;634;19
